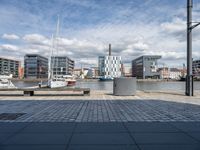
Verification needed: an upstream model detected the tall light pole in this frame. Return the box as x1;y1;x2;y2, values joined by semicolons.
186;0;193;96
186;0;200;96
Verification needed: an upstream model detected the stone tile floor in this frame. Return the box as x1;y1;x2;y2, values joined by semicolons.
0;122;200;150
0;91;200;149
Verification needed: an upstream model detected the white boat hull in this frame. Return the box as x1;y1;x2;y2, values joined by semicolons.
48;80;67;88
0;82;15;88
0;75;16;89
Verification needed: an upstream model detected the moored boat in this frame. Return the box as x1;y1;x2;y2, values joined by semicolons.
48;78;67;88
0;74;16;88
99;76;114;81
63;75;76;86
47;16;67;88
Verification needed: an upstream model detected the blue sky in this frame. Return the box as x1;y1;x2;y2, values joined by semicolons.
0;0;200;68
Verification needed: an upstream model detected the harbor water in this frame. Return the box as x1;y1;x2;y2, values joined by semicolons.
12;80;200;92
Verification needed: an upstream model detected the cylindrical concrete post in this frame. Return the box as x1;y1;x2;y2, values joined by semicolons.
113;77;137;96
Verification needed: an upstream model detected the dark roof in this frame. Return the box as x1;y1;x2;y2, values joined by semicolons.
170;68;180;72
132;55;162;61
0;57;20;62
25;54;48;60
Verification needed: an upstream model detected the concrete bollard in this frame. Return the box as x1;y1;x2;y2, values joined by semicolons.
113;77;137;96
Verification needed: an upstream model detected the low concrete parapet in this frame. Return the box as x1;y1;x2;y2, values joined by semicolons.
0;88;90;96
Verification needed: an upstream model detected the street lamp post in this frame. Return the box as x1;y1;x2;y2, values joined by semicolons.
186;0;200;96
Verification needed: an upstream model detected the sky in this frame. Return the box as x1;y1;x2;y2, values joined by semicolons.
0;0;200;68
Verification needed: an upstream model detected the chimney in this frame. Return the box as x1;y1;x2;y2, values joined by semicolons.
109;44;111;56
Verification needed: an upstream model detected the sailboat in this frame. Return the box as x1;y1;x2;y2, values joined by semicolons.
0;74;16;88
63;74;76;86
47;16;67;88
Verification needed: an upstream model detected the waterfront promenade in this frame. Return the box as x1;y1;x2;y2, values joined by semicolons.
0;90;200;149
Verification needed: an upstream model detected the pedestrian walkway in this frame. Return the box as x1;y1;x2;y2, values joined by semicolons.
0;99;200;122
0;91;200;149
0;122;200;150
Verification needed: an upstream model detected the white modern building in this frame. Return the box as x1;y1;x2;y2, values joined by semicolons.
98;44;122;78
169;68;182;80
99;56;122;78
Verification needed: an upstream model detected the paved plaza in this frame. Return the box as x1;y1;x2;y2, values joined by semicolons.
0;90;200;149
0;122;200;150
1;99;200;122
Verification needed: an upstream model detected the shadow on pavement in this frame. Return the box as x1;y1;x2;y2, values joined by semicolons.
0;122;200;150
0;99;200;149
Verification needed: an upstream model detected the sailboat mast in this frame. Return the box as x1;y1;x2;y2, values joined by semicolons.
55;15;60;81
48;34;54;81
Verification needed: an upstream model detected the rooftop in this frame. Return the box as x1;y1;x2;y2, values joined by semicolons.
133;55;162;61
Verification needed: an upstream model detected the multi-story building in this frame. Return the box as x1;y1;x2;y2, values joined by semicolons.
132;55;161;79
18;67;24;79
0;57;20;78
158;67;170;79
51;56;74;76
93;67;99;78
123;64;132;77
98;44;122;78
169;68;182;80
158;67;182;80
193;59;200;77
24;54;48;79
98;56;122;78
73;68;82;78
86;67;99;78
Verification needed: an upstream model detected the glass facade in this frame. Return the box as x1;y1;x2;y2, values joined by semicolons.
24;54;48;79
193;60;200;76
132;55;161;79
51;56;74;76
0;57;20;78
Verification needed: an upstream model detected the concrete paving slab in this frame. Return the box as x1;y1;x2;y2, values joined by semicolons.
186;132;200;142
0;134;15;145
132;132;199;144
138;144;200;150
3;133;71;145
21;122;75;133
0;122;200;149
70;133;135;145
68;145;139;150
0;145;67;150
170;122;200;132
74;122;127;133
125;122;180;133
0;123;30;133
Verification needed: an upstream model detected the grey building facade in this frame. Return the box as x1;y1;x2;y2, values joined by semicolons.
0;57;20;78
51;56;74;75
132;55;161;79
193;59;200;76
24;54;48;79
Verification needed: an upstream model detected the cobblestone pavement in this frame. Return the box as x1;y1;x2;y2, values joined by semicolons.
1;91;200;149
1;98;200;122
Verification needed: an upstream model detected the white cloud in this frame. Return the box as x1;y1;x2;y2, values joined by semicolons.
160;18;186;41
0;44;19;51
23;34;50;45
2;34;20;40
127;42;149;51
1;13;200;68
161;18;185;33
